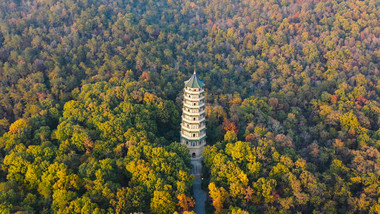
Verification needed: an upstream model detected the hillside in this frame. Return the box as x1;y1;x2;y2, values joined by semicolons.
0;0;379;213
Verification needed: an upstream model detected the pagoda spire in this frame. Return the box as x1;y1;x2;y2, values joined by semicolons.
184;70;205;89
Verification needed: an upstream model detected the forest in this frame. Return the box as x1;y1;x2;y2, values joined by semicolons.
0;0;379;213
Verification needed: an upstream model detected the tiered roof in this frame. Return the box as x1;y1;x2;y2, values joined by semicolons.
184;71;205;88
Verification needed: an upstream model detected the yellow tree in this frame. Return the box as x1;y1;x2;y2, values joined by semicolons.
209;182;229;214
177;193;195;212
150;190;175;214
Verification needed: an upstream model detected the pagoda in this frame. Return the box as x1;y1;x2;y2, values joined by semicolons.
180;71;206;160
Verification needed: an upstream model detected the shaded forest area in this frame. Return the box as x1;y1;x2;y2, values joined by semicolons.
0;0;379;213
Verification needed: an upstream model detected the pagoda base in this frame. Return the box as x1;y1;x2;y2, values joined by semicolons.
188;145;205;160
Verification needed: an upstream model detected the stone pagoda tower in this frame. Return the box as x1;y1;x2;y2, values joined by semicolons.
181;71;206;160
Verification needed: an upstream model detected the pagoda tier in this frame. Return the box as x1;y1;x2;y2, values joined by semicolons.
180;72;206;160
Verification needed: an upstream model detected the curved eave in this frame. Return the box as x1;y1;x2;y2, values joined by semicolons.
181;127;207;133
182;111;206;117
182;117;206;124
181;135;207;141
183;96;206;102
183;102;205;109
184;89;205;95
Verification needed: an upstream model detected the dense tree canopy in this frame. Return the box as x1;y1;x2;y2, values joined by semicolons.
0;79;193;213
0;0;379;212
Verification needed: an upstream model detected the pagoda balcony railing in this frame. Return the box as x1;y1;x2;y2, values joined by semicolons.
184;94;205;101
182;109;205;116
181;129;206;136
184;94;203;99
184;97;205;102
182;115;205;121
181;132;206;140
183;101;205;109
183;107;205;114
181;125;206;132
182;123;206;129
185;88;204;94
182;116;206;123
184;100;205;104
184;141;205;148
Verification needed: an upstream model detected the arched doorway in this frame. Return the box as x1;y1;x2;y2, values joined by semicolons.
192;153;196;158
